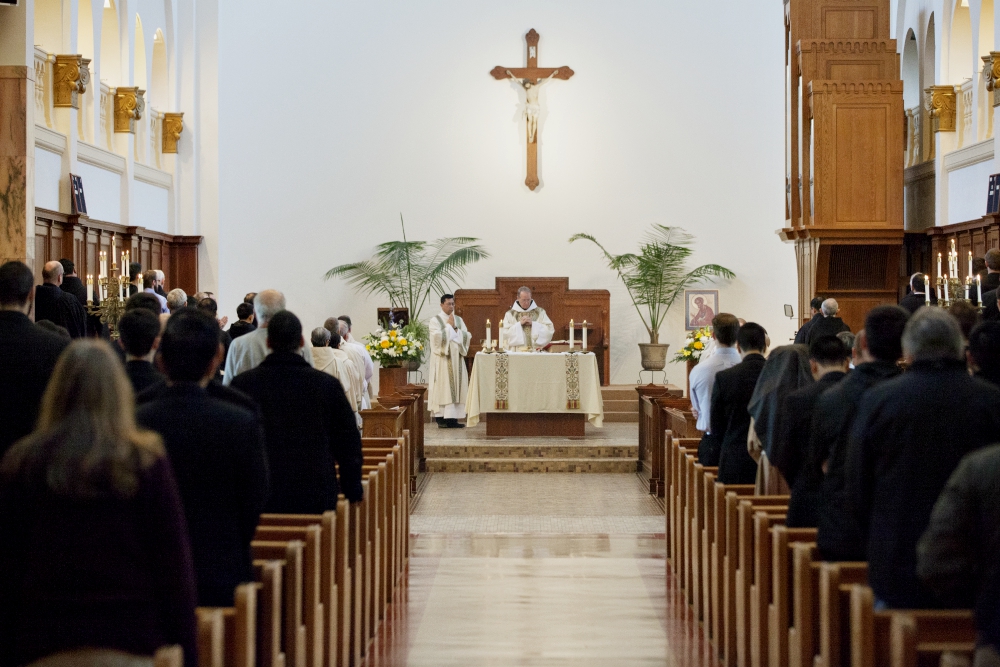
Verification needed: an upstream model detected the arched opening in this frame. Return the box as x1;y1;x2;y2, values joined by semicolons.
134;14;148;163
100;0;120;85
33;0;63;54
979;0;995;138
150;29;168;111
77;0;95;142
949;0;974;83
923;14;937;161
903;30;920;109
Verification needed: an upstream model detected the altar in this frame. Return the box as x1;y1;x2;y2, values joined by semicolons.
465;351;604;437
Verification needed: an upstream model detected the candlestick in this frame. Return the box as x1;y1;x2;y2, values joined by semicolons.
498;326;505;351
486;319;491;347
924;275;930;305
969;251;974;280
938;253;943;281
965;281;970;301
569;319;575;350
86;275;93;303
978;274;983;304
582;320;588;350
944;274;950;302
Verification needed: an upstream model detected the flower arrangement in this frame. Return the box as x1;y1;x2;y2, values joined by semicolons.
672;327;713;364
363;323;424;367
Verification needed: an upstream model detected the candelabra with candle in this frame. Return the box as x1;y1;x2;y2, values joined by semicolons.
86;235;132;338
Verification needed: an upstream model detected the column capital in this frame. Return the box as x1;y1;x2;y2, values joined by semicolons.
53;55;91;109
925;85;957;133
162;112;184;153
113;86;145;133
982;53;1000;107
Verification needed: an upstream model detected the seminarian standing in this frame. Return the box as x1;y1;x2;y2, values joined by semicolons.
805;298;851;345
34;261;87;338
899;273;937;314
427;294;472;428
711;322;769;484
501;286;554;350
978;249;1000;320
688;313;741;465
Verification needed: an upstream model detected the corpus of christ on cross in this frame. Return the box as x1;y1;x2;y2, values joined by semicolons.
490;29;574;191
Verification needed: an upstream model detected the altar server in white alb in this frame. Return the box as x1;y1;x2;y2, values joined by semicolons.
501;286;554;350
428;294;472;428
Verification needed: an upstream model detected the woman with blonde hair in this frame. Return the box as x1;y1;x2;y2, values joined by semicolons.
0;341;197;667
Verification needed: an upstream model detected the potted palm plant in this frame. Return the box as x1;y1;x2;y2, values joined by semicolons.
569;226;734;371
324;215;490;370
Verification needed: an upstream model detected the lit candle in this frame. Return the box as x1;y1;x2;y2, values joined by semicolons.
978;274;983;304
569;319;574;349
86;275;93;303
938;253;943;281
498;326;505;350
111;236;116;269
582;320;588;350
965;279;970;301
944;274;950;302
486;319;491;347
924;275;930;305
969;251;974;280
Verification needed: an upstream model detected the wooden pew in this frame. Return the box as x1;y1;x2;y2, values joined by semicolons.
848;585;976;667
709;482;754;652
817;561;868;667
251;541;307;667
253;560;285;667
766;526;817;667
735;503;787;667
197;608;225;667
196;583;257;667
690;460;718;621
721;494;788;667
154;646;184;667
889;613;976;667
788;542;821;667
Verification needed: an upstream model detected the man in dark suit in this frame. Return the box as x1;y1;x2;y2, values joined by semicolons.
978;249;1000;319
805;298;851;345
793;296;824;344
772;335;850;527
136;309;269;607
232;311;363;513
57;259;87;305
0;261;70;457
845;307;1000;609
227;302;256;340
711;322;768;484
34;261;86;339
128;262;142;297
899;273;937;314
117;309;165;395
968;321;1000;387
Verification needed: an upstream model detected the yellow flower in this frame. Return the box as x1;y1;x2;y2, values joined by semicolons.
389;330;397;339
380;340;391;349
693;341;703;350
683;349;691;356
398;337;407;345
365;344;371;350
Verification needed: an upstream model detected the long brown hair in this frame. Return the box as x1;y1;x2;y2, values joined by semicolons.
1;340;163;498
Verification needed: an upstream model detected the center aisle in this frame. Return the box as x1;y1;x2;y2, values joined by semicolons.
364;423;716;666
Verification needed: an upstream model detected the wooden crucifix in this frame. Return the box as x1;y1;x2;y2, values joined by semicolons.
490;29;574;191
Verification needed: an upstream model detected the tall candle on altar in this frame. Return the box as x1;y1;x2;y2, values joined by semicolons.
582;320;588;350
944;274;950;302
969;251;974;280
924;275;930;305
569;319;574;349
938;253;943;281
498;325;505;350
978;275;983;303
486;319;491;347
86;275;93;303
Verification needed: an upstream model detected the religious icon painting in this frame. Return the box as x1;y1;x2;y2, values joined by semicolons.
70;174;88;216
685;290;719;331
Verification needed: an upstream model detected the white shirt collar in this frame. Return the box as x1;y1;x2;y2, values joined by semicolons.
511;300;538;313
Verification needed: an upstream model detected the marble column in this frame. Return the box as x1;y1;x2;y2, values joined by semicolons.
0;66;34;266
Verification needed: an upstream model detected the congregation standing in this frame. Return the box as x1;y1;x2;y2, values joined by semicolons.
0;260;367;666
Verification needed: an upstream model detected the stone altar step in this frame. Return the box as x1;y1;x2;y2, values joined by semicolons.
425;441;638;473
601;385;640;423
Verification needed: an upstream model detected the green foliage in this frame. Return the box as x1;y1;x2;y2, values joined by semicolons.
569;226;735;344
325;215;490;344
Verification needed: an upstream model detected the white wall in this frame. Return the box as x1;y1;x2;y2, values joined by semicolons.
75;163;121;223
34;148;62;212
217;0;796;387
133;180;169;232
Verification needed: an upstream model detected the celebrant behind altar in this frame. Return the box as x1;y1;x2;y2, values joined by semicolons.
427;294;472;429
501;286;555;350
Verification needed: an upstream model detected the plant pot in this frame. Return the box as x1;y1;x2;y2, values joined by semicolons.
639;343;670;371
379;366;408;397
404;359;420;372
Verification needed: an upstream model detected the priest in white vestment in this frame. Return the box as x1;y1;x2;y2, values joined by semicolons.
328;317;372;410
501;286;554;350
427;294;471;428
310;327;362;416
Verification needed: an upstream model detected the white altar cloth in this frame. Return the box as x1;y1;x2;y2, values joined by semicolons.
465;351;604;428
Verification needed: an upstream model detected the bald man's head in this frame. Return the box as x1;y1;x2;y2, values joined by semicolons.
42;261;64;285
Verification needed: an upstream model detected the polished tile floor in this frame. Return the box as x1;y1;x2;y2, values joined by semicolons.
365;465;717;666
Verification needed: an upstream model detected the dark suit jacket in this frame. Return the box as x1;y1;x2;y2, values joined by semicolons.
61;275;87;306
136;380;260;417
231;352;364;512
810;360;902;560
227;320;256;341
710;353;766;484
805;316;851;345
0;312;69;457
899;292;936;314
0;455;197;667
136;384;269;606
772;370;847;489
845;358;1000;608
34;283;87;338
793;314;821;345
125;360;166;396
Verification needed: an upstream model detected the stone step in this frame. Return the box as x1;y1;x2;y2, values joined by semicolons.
425;458;638;473
601;386;640;401
425;443;638;459
603;411;639;423
603;399;638;413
